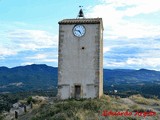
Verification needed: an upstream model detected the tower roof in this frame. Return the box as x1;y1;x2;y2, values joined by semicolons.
58;18;103;24
58;18;103;30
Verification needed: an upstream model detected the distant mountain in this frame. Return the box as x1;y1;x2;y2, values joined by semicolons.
103;69;160;98
0;64;160;96
0;64;57;92
103;68;160;84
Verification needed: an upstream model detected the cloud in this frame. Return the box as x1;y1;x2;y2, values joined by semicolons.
42;59;57;62
101;0;160;16
26;54;47;60
86;0;160;39
104;57;160;70
0;24;58;67
0;45;17;56
103;47;110;53
104;37;160;70
86;0;160;70
21;62;34;66
26;52;58;63
0;29;58;57
127;57;160;70
20;52;58;67
8;29;58;50
126;58;160;67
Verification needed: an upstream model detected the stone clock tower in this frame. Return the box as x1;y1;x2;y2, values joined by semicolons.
58;10;103;99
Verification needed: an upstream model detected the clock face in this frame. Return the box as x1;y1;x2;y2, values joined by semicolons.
73;25;85;37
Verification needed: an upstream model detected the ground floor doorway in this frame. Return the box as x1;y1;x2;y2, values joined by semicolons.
75;85;81;99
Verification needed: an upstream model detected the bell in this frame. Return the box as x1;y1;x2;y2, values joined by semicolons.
78;9;84;18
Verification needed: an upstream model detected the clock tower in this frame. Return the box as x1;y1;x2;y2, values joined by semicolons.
57;10;103;99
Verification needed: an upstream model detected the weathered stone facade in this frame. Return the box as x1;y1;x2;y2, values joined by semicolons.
58;18;103;99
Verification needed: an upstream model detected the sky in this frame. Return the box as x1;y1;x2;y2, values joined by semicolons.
0;0;160;70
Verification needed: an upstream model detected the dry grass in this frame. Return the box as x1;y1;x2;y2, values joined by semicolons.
30;95;133;120
129;94;160;106
11;95;160;120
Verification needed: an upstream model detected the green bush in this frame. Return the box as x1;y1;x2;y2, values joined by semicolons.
130;104;146;112
31;95;159;120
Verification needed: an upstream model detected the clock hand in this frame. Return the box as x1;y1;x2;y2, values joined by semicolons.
76;30;82;35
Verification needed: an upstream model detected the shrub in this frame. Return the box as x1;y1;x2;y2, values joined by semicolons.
129;95;150;105
130;104;146;112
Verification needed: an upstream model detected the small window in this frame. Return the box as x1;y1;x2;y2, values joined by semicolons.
81;47;85;50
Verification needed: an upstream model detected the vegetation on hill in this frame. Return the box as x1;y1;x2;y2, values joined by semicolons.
0;64;57;93
0;94;159;120
14;95;159;120
0;90;56;114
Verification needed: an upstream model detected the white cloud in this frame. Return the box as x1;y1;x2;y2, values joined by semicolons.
0;45;17;56
8;29;58;51
0;29;58;58
25;53;58;63
101;0;160;16
26;54;47;60
104;57;160;70
104;37;160;69
87;0;160;70
126;58;160;69
103;47;110;53
104;60;126;68
42;59;57;62
21;62;34;66
109;23;160;39
87;0;160;39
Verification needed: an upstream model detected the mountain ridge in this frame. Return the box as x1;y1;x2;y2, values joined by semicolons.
1;64;159;71
0;64;160;97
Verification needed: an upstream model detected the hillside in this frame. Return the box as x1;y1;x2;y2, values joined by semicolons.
104;69;160;83
1;95;160;120
0;64;57;93
0;64;160;97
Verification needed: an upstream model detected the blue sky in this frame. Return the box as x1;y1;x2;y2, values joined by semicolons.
0;0;160;70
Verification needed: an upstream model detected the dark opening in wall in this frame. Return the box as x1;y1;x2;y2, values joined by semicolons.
81;47;85;50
